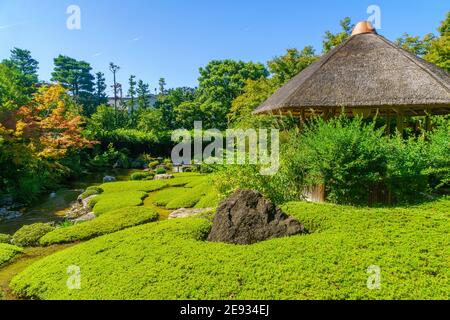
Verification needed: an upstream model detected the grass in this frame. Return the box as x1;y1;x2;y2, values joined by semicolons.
0;244;22;268
10;197;450;300
39;207;159;246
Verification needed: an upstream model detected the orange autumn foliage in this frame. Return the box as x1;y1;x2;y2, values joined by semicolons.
3;84;96;163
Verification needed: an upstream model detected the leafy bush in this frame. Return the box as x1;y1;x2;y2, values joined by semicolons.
11;197;450;300
0;233;12;244
80;186;103;199
0;243;22;267
12;223;55;247
216;116;450;205
39;207;159;246
149;161;159;169
155;168;167;174
130;172;155;181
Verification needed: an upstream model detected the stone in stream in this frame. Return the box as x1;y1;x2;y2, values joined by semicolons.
66;195;97;220
103;176;117;183
0;208;23;221
208;189;305;245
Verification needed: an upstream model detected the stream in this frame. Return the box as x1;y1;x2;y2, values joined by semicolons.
0;169;139;235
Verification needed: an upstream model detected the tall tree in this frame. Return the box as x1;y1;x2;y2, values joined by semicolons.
396;33;435;57
127;75;137;112
158;77;167;95
322;17;354;53
4;48;39;89
109;62;120;117
195;59;268;129
155;86;197;129
0;63;31;111
268;47;318;84
94;72;108;107
51;55;95;115
137;80;151;110
425;11;450;72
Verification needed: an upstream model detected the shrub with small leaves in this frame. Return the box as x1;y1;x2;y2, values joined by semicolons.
0;233;12;244
156;168;167;175
12;223;55;247
130;172;154;181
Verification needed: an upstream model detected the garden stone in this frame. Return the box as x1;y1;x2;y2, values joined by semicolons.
73;212;96;223
67;195;97;219
103;176;117;183
208;189;305;245
169;208;213;219
154;174;174;180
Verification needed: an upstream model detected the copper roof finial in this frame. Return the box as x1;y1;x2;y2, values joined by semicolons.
352;21;377;36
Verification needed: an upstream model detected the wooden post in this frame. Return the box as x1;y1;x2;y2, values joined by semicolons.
386;110;391;135
425;115;431;132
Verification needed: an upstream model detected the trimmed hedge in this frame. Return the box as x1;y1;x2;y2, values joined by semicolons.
12;223;55;247
130;172;155;181
89;191;148;215
0;243;22;267
80;186;103;199
0;233;12;244
39;207;159;246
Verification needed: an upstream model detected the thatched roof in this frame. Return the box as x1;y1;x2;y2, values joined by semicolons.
254;22;450;117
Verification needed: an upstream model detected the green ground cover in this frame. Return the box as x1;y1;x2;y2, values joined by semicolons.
39;207;159;246
10;197;450;300
0;244;22;268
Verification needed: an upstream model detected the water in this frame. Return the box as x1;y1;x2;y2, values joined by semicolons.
0;169;139;235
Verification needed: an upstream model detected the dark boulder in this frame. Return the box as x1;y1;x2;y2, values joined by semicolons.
208;189;305;245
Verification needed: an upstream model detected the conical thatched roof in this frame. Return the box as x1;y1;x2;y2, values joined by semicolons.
254;22;450;117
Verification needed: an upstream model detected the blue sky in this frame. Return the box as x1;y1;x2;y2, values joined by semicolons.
0;0;448;95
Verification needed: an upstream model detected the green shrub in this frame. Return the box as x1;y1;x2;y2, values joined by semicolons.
12;223;55;247
11;197;450;300
149;161;159;169
152;188;188;207
130;172;154;181
0;243;22;267
0;233;12;244
155;168;167;174
80;186;103;199
90;191;148;215
39;207;159;246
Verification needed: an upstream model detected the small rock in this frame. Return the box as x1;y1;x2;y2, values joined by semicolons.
154;174;174;180
103;176;117;183
49;192;57;199
73;212;96;223
208;189;305;245
169;208;213;219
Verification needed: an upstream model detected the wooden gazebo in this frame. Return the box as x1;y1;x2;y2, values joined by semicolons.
254;21;450;131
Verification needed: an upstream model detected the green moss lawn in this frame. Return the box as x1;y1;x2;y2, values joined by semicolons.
8;178;450;299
